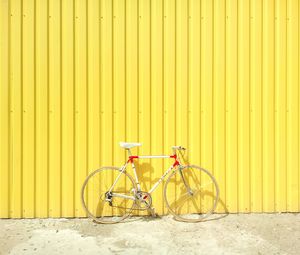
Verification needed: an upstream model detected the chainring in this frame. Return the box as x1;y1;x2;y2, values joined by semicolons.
135;191;152;210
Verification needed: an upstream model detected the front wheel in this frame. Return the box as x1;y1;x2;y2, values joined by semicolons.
164;165;219;222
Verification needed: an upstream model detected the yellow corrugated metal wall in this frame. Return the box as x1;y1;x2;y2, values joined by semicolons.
0;0;300;218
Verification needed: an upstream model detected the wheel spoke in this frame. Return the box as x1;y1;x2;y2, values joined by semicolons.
81;167;137;224
164;165;219;222
199;181;213;190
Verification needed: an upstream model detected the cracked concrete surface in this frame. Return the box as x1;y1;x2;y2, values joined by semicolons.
0;214;299;255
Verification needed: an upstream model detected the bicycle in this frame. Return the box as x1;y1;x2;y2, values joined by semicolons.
81;142;219;223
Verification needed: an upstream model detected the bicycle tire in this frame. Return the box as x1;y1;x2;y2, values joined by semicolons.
164;165;219;222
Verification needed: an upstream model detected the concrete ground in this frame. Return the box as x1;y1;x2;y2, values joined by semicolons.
0;214;299;255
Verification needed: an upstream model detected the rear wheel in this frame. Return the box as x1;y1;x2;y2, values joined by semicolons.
81;167;137;224
164;165;219;222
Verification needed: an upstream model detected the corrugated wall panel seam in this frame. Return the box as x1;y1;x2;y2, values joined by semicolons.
0;0;9;218
1;0;300;218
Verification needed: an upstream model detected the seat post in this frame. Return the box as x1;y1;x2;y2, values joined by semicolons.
126;148;132;156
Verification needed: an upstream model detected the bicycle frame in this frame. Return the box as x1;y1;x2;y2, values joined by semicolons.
108;149;181;200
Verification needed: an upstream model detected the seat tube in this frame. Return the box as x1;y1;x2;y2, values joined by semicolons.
131;162;141;191
127;149;141;191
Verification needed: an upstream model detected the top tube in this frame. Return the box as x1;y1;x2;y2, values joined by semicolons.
138;155;172;159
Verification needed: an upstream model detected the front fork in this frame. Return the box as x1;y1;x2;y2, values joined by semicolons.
178;166;194;195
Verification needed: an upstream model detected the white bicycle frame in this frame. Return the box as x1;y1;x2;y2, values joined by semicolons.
108;148;182;201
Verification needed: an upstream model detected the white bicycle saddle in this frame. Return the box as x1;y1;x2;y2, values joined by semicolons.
119;142;142;149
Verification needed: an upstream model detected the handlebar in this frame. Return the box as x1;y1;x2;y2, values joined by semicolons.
171;146;186;151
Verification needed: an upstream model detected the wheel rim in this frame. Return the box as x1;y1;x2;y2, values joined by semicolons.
164;165;219;222
81;167;137;224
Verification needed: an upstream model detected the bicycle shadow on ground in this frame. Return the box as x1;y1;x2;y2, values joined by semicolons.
130;196;229;223
125;196;229;223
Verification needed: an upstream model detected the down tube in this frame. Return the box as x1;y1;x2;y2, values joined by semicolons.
148;165;175;194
